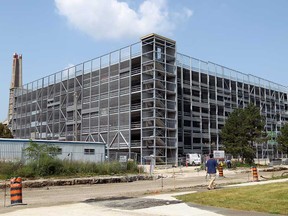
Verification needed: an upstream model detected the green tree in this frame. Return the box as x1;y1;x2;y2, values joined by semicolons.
0;123;13;138
24;141;63;176
276;123;288;154
220;104;265;164
24;140;59;161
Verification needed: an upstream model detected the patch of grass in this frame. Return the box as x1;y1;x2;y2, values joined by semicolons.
176;182;288;215
231;161;253;168
0;160;143;180
0;161;24;179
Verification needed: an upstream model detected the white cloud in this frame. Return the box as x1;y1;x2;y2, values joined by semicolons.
184;8;193;18
54;0;192;40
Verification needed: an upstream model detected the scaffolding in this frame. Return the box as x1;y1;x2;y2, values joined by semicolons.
141;34;177;164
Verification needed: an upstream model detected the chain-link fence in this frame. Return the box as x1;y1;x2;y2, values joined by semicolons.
0;150;105;164
108;152;138;163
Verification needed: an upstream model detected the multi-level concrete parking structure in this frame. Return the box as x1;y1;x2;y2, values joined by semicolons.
11;34;288;164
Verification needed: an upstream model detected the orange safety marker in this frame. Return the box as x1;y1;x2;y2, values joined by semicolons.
10;177;23;205
218;165;224;177
252;166;259;182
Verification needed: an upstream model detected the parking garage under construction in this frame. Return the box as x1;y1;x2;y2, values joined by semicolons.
10;33;288;164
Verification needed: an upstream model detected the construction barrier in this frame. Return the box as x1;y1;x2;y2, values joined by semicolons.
10;177;23;205
218;165;224;177
252;166;259;182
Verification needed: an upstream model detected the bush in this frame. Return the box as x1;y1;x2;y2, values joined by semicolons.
232;161;254;168
0;161;24;179
0;159;142;180
37;158;64;176
16;165;36;178
127;160;139;172
60;160;79;176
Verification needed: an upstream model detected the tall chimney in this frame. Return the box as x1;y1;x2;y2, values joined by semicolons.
8;53;23;124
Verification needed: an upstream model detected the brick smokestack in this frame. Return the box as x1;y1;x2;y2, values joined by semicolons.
8;53;23;124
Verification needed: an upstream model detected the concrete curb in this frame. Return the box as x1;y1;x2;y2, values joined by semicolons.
0;174;159;189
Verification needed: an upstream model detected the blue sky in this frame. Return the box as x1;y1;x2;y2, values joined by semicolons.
1;0;288;122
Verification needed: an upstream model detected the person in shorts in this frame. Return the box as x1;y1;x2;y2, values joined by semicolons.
205;153;218;190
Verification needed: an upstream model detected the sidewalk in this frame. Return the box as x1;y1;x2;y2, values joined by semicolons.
133;178;288;216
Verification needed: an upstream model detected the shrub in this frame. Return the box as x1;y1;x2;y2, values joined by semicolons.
37;157;64;176
232;161;254;168
0;159;141;180
127;160;139;172
16;165;36;178
0;161;23;179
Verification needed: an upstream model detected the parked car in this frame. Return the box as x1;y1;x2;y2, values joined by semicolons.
186;153;201;166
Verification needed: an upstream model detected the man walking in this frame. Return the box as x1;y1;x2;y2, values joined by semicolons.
205;153;218;190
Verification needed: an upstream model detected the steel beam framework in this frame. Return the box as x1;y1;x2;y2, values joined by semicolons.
11;34;288;164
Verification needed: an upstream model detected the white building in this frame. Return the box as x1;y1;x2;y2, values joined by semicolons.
0;138;105;163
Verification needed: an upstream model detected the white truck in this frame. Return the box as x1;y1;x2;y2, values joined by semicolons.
186;153;201;166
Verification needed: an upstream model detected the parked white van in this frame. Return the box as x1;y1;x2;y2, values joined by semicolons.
186;153;201;166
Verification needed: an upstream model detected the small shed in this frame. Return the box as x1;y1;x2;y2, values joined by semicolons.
0;138;106;163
